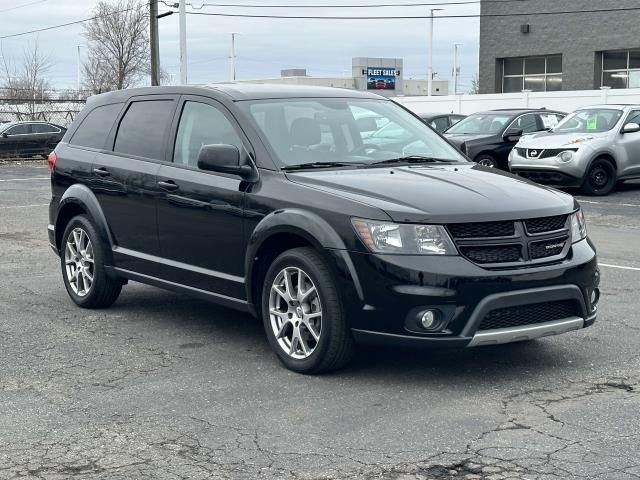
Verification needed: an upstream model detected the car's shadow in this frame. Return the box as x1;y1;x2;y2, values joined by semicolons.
108;284;590;385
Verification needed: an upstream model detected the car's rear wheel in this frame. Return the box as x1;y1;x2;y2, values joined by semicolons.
582;158;616;196
61;215;122;308
261;247;355;374
475;154;498;168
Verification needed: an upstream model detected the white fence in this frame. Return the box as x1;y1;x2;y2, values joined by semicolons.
394;87;640;115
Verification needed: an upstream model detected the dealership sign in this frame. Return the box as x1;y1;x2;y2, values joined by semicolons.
366;67;399;90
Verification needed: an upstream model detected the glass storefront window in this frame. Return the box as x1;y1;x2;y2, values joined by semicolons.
601;50;640;89
501;55;562;93
602;71;628;89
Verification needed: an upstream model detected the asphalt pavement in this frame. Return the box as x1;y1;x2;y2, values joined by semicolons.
1;162;639;480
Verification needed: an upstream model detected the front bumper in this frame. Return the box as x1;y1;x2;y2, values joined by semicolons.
509;150;586;187
332;238;599;348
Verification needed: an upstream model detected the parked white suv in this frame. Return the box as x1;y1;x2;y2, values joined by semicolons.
509;105;640;195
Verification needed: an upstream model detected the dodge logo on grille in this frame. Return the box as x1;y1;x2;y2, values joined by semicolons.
545;241;565;250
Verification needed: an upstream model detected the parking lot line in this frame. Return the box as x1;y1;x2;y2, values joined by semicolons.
579;199;640;208
0;203;48;209
600;263;640;272
0;177;50;182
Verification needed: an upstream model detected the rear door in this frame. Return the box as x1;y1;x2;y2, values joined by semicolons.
32;123;62;154
155;95;249;300
618;109;640;177
92;95;178;274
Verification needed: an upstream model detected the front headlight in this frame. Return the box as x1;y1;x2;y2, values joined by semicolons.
352;219;457;255
570;209;588;243
557;150;574;163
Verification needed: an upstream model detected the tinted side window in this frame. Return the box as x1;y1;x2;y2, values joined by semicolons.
114;100;174;160
429;117;449;132
174;101;244;167
7;124;31;135
71;103;122;149
513;113;539;133
32;123;58;133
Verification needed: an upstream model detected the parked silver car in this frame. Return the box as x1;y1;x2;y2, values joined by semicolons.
509;105;640;195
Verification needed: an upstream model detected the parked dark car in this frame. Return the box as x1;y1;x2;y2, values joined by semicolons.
48;85;598;374
0;121;66;158
444;109;565;169
420;113;466;133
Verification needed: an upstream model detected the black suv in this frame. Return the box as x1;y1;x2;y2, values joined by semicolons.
48;85;599;373
444;108;565;169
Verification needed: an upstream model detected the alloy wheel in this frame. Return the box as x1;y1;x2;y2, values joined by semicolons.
477;158;496;167
268;267;322;359
64;227;95;297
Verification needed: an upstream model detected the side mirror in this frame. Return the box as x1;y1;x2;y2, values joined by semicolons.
622;122;640;134
197;144;257;181
504;127;523;141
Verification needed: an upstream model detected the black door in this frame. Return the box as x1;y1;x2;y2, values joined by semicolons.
0;123;32;156
31;123;63;155
156;96;249;300
91;96;178;275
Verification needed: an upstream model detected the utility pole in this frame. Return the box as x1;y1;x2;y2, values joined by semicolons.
230;33;238;81
150;0;160;86
76;45;82;93
427;8;442;97
453;43;463;95
179;0;187;84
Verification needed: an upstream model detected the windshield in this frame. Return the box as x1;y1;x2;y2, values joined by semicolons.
240;98;467;168
446;113;512;135
553;109;623;133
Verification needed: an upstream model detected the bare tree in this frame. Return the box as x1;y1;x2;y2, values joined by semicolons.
469;72;480;95
0;41;54;119
82;0;150;93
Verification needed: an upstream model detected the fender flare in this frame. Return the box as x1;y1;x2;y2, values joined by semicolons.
56;184;115;265
244;209;364;310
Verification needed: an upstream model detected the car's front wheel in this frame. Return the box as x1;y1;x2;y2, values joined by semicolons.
582;158;616;196
61;215;122;308
261;247;355;374
475;154;498;168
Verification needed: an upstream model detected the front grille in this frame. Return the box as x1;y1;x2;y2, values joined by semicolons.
525;215;568;234
539;148;565;158
447;215;571;267
478;300;579;331
448;221;515;239
516;147;527;157
530;236;569;259
459;245;521;264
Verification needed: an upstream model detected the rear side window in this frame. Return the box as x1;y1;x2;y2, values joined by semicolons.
114;100;174;160
70;103;122;149
32;123;59;133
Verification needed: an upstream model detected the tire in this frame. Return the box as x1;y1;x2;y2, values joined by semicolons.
475;154;498;169
261;247;355;374
581;158;616;196
60;215;122;308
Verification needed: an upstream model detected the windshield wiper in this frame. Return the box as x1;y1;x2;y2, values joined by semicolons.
371;155;456;165
281;161;367;171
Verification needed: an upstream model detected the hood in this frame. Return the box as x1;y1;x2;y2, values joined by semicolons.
286;164;576;224
517;130;609;149
444;133;494;147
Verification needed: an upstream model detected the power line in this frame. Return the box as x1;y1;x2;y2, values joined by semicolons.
191;1;491;8
0;6;139;40
180;6;640;19
0;0;48;14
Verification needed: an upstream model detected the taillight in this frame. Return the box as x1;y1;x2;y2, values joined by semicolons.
47;151;57;171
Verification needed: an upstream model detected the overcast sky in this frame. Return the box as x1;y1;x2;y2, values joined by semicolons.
0;0;480;91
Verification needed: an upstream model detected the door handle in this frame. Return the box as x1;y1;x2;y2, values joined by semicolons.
93;167;110;177
158;180;179;191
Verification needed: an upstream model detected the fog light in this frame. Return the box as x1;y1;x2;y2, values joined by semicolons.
419;310;439;330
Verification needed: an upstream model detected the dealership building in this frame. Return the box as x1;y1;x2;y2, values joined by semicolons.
479;0;640;93
238;57;449;96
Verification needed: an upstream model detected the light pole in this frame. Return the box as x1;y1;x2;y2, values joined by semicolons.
427;8;443;97
179;0;187;84
76;45;82;93
453;43;463;95
230;33;238;81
